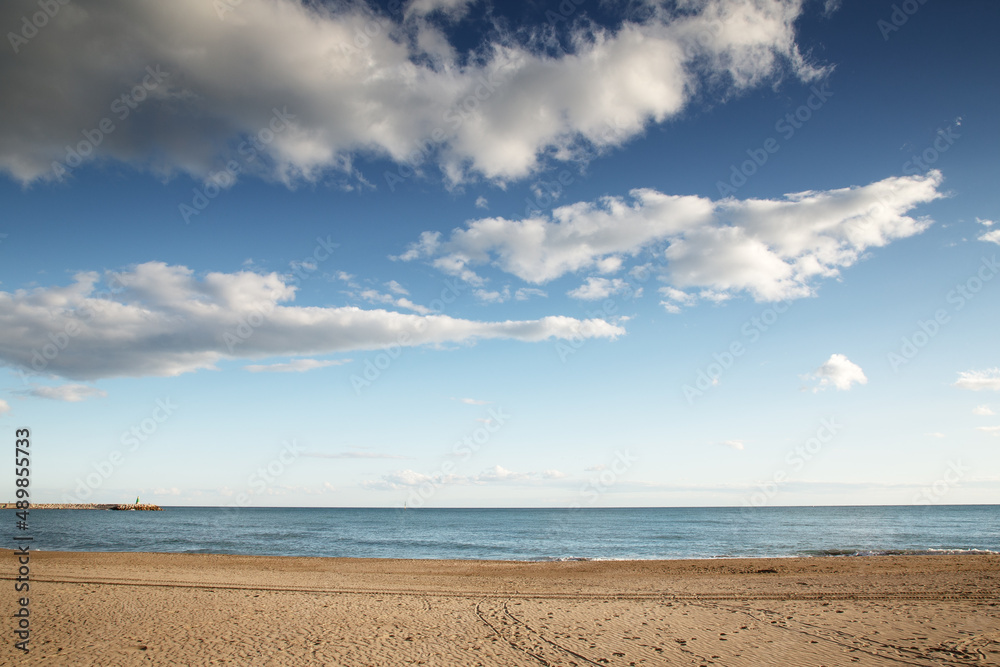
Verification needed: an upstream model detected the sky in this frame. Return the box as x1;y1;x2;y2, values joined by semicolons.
1;0;998;508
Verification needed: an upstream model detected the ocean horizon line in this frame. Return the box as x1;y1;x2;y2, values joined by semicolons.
129;503;1000;510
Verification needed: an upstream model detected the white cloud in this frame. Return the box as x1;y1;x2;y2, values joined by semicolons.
514;287;547;301
0;262;623;381
290;259;317;274
806;353;867;392
394;298;433;315
405;0;476;20
822;0;842;17
595;257;623;274
979;229;1000;246
660;302;682;314
359;288;433;314
977;426;1000;437
365;464;566;490
244;358;350;373
393;232;442;262
0;399;9;416
567;277;635;301
977;217;995;227
362;469;446;490
954;368;1000;391
473;286;510;303
658;286;696;313
475;196;489;210
28;384;107;402
973;405;995;416
385;281;409;296
474;465;528;483
0;0;823;186
400;172;944;302
303;451;406;460
455;397;490;405
721;439;745;450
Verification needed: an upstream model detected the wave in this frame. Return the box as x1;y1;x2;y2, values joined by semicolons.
800;547;999;557
531;548;1000;562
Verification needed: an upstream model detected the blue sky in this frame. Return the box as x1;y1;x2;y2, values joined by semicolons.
1;0;998;508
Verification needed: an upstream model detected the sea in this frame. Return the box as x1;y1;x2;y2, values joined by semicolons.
10;505;999;561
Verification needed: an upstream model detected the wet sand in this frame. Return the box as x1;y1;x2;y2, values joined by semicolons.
4;551;999;665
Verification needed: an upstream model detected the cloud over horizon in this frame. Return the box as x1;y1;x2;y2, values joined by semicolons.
954;368;1000;392
27;384;108;402
0;262;623;381
302;451;407;460
363;464;564;490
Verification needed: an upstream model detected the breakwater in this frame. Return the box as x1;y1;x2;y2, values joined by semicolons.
1;503;163;511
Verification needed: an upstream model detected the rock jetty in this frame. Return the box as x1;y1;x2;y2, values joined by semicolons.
1;503;163;510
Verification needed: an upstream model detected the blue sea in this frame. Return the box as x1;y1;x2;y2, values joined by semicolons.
10;505;999;561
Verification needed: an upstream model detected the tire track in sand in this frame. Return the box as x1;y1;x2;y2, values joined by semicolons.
476;598;608;666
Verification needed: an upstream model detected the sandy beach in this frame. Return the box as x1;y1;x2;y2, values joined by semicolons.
3;551;999;665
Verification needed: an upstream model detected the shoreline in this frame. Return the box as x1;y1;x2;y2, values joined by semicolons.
8;551;999;664
12;547;998;561
9;549;999;595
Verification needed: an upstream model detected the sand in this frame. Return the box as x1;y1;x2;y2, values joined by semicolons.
2;551;998;665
